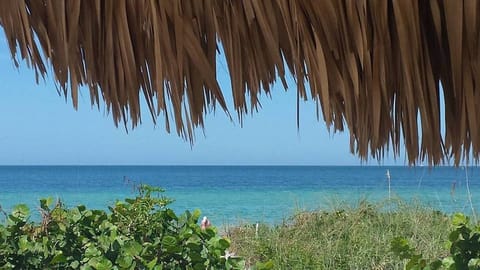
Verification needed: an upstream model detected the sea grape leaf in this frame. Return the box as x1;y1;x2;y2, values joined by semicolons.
50;252;67;264
166;209;177;219
116;254;133;268
187;241;201;252
125;198;136;204
146;258;158;269
193;262;206;270
189;252;204;263
452;213;468;227
85;246;101;258
192;209;201;222
217;238;230;250
70;261;80;269
18;235;31;252
91;257;113;270
12;204;30;218
468;258;480;268
162;235;177;248
40;197;53;210
123;241;142;256
449;230;460;242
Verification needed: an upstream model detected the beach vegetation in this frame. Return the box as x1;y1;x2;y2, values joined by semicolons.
3;188;480;270
0;185;244;269
392;212;480;269
228;199;451;269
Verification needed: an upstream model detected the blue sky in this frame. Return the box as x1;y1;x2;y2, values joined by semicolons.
0;30;405;165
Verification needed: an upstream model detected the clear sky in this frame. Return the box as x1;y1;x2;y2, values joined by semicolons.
0;29;405;165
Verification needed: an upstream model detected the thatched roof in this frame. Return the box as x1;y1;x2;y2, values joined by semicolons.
0;0;478;165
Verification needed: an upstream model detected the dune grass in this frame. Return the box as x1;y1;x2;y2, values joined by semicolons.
227;199;451;269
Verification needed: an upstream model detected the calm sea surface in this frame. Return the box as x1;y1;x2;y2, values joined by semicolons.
0;166;479;225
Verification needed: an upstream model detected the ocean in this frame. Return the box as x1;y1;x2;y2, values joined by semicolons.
0;166;479;225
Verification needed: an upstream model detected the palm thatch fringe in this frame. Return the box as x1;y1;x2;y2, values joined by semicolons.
0;0;478;165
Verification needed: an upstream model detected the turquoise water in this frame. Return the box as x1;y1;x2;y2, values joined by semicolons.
0;166;479;225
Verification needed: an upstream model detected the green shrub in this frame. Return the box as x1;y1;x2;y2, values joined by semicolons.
392;213;480;270
0;185;244;269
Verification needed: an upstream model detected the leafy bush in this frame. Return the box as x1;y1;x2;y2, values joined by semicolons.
392;213;480;270
0;185;244;269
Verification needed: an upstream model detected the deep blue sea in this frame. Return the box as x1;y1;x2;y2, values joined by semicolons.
1;166;480;225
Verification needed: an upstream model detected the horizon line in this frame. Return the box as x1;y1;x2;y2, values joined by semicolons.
0;164;462;167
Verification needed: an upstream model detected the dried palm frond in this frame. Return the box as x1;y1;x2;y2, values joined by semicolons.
0;0;479;165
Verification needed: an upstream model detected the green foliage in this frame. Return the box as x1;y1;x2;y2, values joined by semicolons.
0;185;244;269
229;199;450;269
392;213;480;270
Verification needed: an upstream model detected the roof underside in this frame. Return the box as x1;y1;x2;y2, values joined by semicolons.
0;0;478;165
